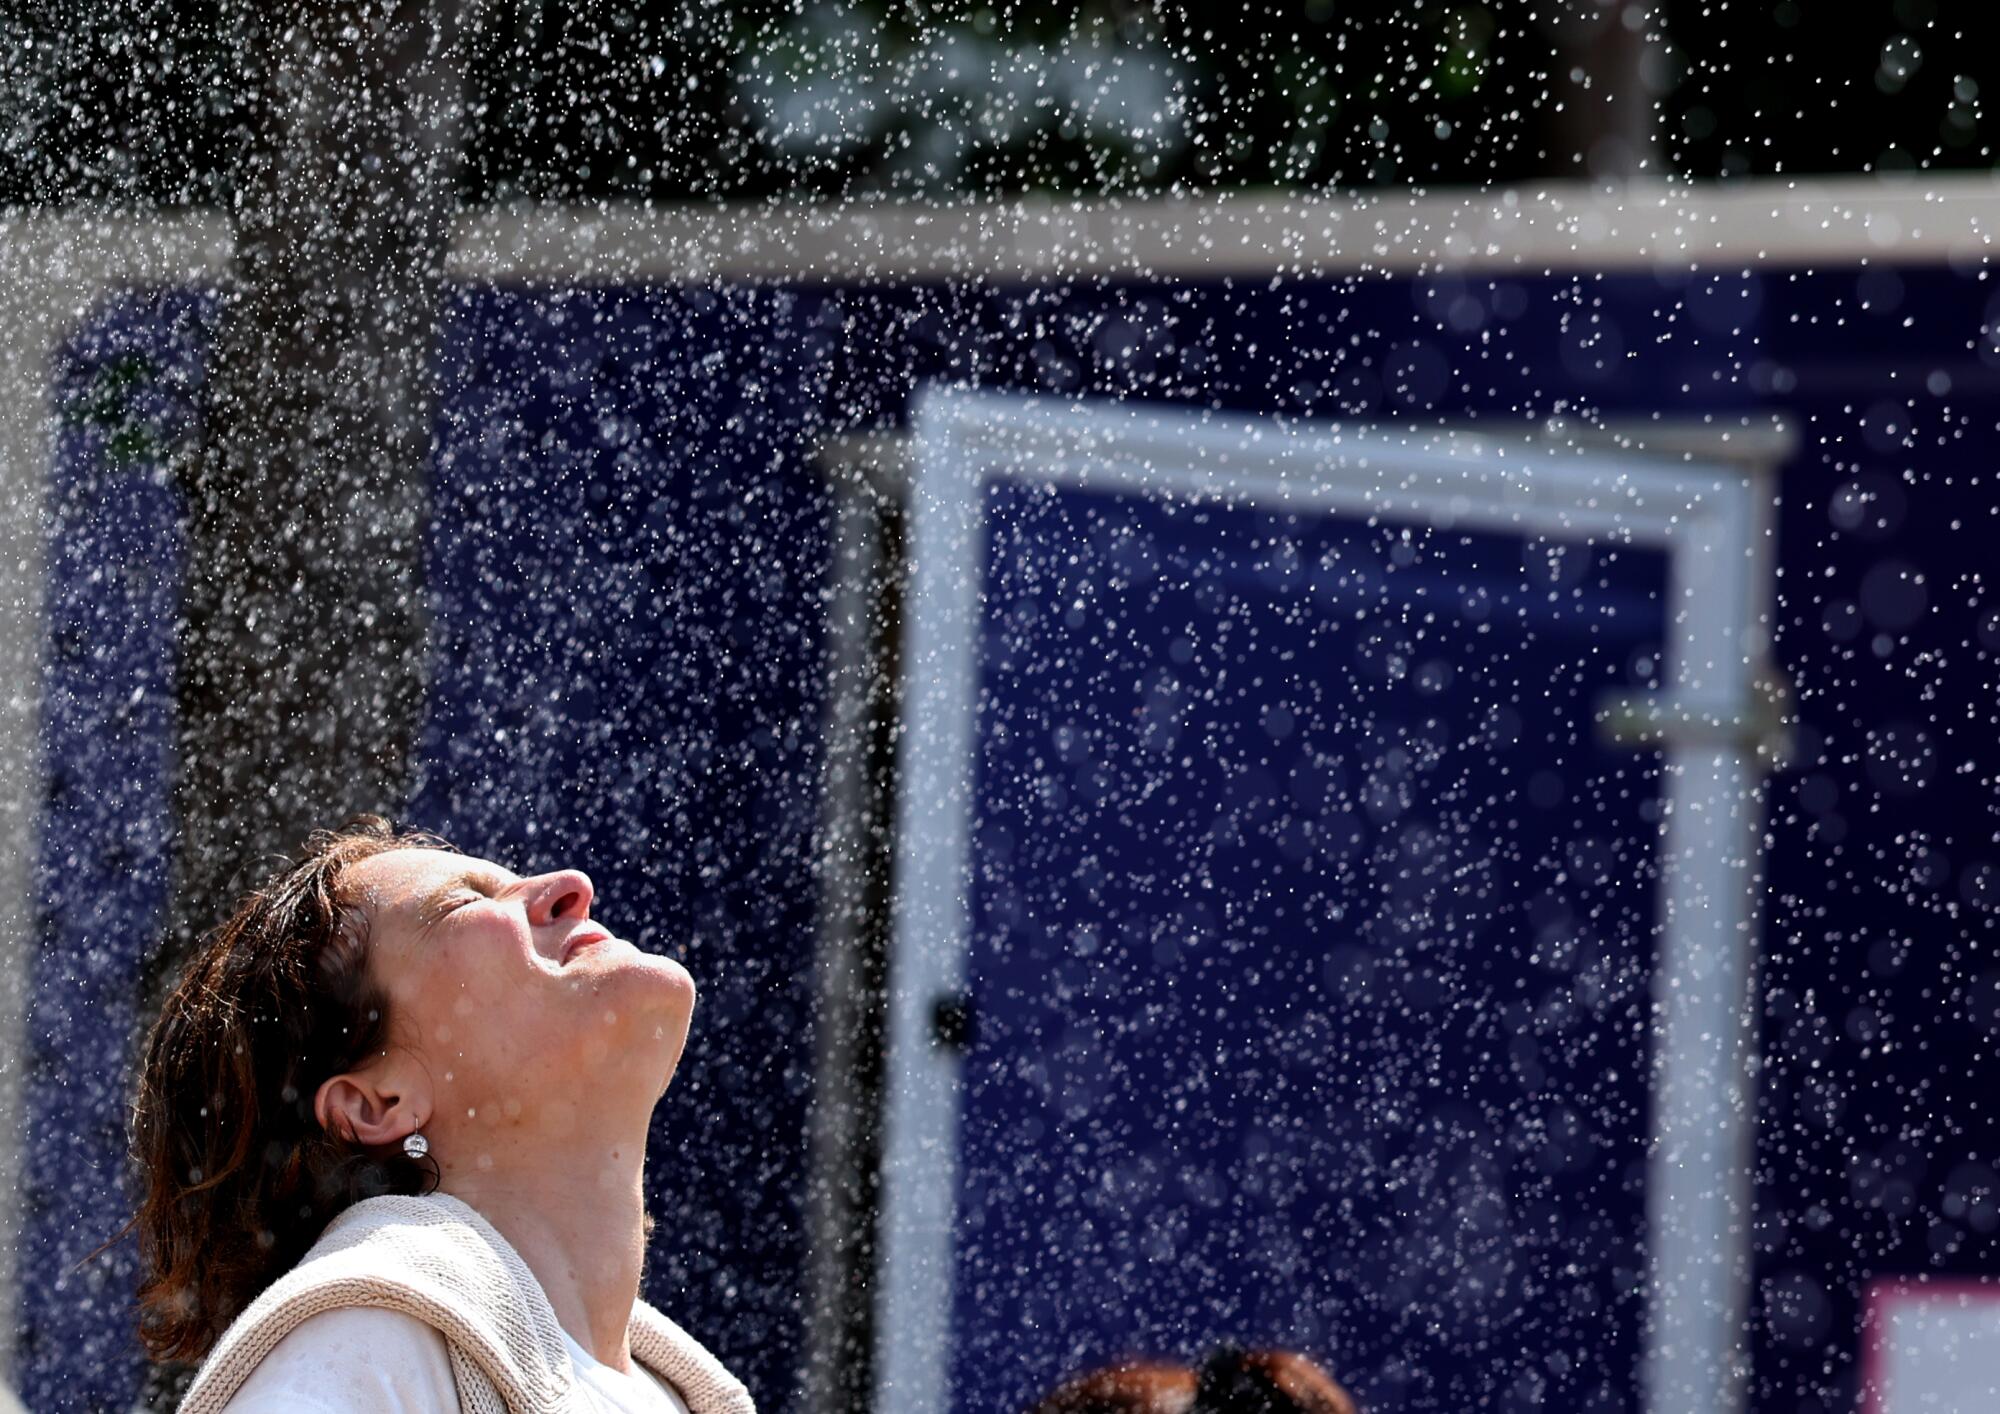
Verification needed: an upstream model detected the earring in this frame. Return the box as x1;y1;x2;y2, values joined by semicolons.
402;1132;430;1159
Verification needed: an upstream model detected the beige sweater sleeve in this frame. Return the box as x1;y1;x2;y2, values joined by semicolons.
216;1306;460;1414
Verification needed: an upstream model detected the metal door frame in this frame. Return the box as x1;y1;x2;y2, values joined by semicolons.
874;384;1793;1414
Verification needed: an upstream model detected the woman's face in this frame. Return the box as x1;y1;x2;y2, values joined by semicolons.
334;846;696;1159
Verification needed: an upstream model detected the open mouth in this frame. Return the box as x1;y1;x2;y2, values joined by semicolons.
561;928;613;964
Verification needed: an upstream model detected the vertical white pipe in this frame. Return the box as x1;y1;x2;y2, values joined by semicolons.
1642;467;1775;1414
874;400;982;1414
1643;745;1766;1414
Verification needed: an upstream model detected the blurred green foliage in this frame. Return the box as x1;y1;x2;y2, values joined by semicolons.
58;353;180;468
0;0;1990;205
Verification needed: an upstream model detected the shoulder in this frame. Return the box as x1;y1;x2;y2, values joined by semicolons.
196;1193;568;1413
218;1306;458;1414
630;1300;758;1414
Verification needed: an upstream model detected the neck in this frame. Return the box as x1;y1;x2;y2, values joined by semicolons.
439;1130;650;1374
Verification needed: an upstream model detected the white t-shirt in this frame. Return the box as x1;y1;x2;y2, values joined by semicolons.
564;1326;691;1414
219;1304;692;1413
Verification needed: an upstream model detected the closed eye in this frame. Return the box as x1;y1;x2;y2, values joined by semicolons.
415;869;520;934
422;880;498;929
418;893;472;930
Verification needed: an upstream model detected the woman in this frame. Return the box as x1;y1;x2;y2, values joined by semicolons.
125;816;754;1413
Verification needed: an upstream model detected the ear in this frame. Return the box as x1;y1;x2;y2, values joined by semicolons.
315;1063;425;1150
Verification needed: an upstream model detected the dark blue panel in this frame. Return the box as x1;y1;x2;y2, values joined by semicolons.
828;268;1766;427
413;284;836;1411
821;263;2000;1413
948;479;1669;1414
1744;263;2000;1414
22;293;202;1413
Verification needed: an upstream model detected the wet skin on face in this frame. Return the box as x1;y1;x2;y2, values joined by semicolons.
316;847;697;1158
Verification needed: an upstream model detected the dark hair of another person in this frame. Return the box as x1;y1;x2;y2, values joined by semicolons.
1029;1343;1357;1414
118;815;454;1365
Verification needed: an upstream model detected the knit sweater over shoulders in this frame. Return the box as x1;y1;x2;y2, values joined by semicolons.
176;1192;756;1414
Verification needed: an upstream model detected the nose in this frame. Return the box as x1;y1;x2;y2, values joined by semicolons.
527;869;593;925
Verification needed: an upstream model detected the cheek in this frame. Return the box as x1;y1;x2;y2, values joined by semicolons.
401;953;550;1070
421;992;573;1116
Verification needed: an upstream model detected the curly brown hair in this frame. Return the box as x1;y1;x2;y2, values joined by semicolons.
1029;1345;1358;1414
121;814;456;1364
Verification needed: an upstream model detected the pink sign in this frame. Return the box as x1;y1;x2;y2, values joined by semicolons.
1863;1277;2000;1414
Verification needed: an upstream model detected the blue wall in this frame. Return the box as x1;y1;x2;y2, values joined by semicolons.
412;285;837;1411
949;478;1668;1413
826;266;2000;1413
21;254;2000;1414
25;298;196;1412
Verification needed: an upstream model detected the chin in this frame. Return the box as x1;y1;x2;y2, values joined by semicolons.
635;951;697;1012
603;952;695;1045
